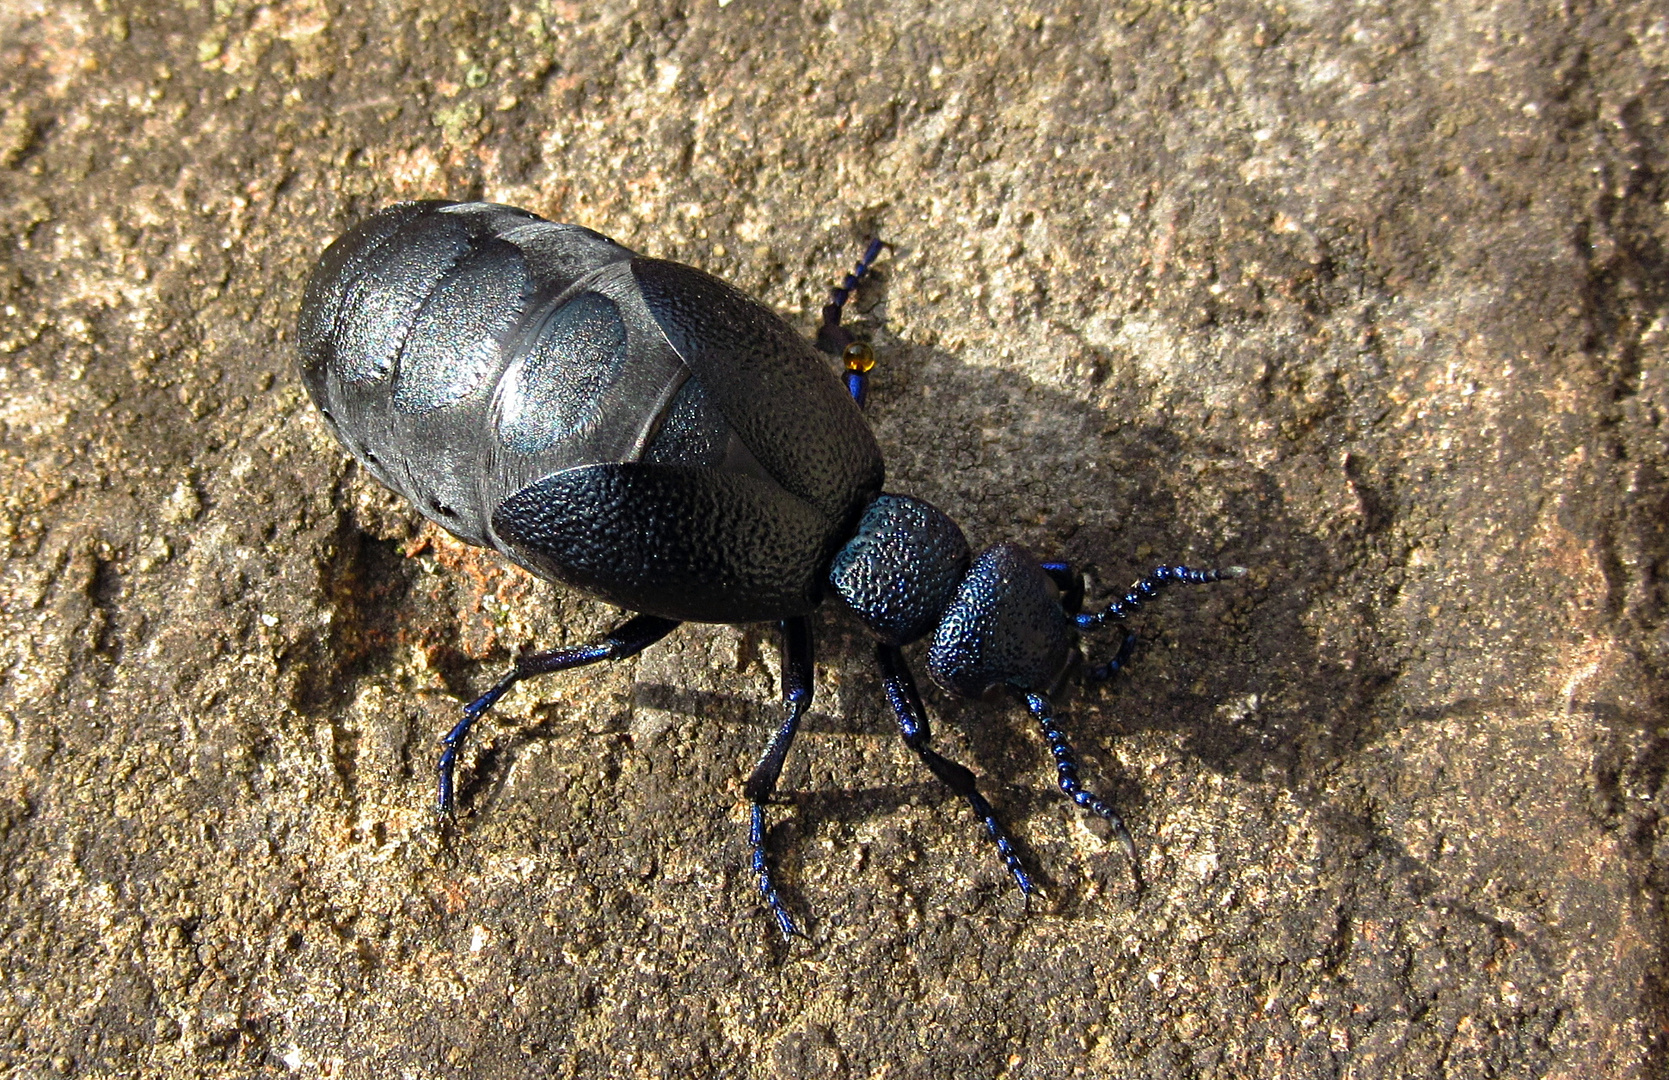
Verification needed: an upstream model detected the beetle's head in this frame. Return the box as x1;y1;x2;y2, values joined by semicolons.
924;542;1077;699
830;494;1078;698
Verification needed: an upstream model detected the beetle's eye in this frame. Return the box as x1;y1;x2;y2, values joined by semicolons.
843;342;875;373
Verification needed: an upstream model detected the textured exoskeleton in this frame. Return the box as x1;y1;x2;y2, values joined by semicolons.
298;200;883;624
298;200;1244;938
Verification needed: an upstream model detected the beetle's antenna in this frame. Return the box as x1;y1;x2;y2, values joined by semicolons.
1075;564;1246;632
1020;690;1145;892
1072;564;1244;682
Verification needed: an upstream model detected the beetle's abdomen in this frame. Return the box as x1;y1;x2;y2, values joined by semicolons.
298;201;883;623
493;463;835;623
299;201;660;546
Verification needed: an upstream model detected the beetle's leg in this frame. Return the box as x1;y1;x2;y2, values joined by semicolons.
815;238;885;407
437;614;680;817
816;238;884;354
743;617;814;938
1073;563;1246;680
1039;559;1130;681
1019;689;1145;892
877;644;1034;899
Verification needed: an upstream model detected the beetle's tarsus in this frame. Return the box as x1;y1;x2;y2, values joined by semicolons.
432;615;680;820
751;802;802;939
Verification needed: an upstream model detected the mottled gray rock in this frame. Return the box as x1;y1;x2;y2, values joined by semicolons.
0;1;1665;1077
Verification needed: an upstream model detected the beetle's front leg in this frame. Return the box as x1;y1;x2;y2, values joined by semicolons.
877;644;1035;899
742;617;814;938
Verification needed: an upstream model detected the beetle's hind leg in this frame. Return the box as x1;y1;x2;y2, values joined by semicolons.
815;238;885;407
877;644;1035;900
743;618;815;938
437;613;680;817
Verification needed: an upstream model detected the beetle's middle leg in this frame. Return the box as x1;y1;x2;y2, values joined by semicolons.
743;617;814;938
437;613;680;816
815;238;885;407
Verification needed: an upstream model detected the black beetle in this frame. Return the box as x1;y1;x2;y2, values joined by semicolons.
297;200;1243;936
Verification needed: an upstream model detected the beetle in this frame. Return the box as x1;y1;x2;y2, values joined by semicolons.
297;200;1243;936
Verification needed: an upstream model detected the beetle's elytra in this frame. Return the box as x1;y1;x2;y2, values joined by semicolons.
299;200;1244;936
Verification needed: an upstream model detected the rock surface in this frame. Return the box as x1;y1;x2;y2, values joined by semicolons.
1;1;1666;1076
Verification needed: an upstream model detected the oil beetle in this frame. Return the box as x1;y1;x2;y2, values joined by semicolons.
297;201;1244;936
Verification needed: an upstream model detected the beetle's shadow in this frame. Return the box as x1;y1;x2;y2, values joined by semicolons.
373;314;1435;920
752;336;1422;915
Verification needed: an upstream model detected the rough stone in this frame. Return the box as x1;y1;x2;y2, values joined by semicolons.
0;1;1665;1077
